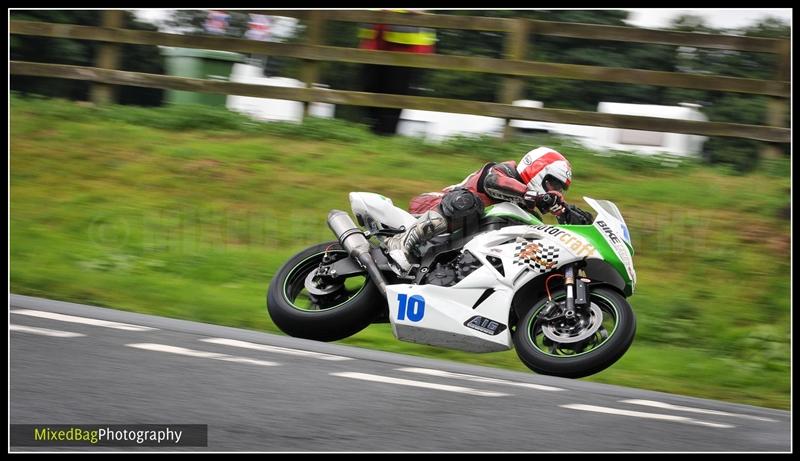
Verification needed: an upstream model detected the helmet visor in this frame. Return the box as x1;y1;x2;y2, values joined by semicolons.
543;175;568;193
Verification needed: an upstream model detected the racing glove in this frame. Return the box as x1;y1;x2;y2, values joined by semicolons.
524;190;566;216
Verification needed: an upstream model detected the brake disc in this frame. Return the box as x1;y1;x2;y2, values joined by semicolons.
541;303;603;344
304;270;344;296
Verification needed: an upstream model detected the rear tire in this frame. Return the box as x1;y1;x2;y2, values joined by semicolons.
513;287;635;378
267;242;386;342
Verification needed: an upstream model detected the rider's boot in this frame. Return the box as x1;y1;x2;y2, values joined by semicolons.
384;209;448;273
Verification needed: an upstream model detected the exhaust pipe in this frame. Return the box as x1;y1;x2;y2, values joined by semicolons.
327;210;388;296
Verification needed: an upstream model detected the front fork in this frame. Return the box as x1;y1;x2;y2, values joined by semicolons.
564;263;590;312
543;263;589;321
564;265;576;318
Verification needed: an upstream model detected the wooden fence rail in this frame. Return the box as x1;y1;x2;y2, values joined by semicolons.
9;10;790;145
11;61;789;143
9;20;789;97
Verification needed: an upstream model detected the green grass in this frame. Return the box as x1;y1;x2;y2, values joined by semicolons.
10;95;790;409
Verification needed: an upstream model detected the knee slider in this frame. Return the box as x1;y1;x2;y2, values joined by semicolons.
439;188;484;235
440;188;484;219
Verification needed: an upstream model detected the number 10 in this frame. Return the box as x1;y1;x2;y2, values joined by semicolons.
397;294;425;322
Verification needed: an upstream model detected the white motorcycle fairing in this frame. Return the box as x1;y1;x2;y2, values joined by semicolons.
349;192;417;232
346;192;626;354
385;220;602;353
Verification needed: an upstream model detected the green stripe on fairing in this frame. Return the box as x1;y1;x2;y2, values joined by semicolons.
561;224;633;294
481;208;633;294
483;205;544;225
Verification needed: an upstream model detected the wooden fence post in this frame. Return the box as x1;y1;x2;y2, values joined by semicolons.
90;10;124;105
760;39;790;159
301;11;324;119
501;19;530;140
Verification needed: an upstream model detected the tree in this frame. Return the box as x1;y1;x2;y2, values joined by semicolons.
663;15;790;171
10;10;165;105
317;10;657;123
425;10;680;108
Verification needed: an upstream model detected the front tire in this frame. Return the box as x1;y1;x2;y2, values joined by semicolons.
513;287;635;378
267;242;385;342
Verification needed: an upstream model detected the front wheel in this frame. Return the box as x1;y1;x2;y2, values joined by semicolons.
513;287;635;378
267;242;386;342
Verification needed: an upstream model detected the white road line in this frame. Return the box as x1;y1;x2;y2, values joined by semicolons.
200;338;352;361
215;356;282;367
619;399;778;422
11;309;157;332
126;343;279;367
561;404;734;428
397;367;564;391
10;324;86;338
330;372;509;397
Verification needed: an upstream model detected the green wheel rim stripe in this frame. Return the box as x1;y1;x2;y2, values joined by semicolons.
282;250;367;312
526;293;620;358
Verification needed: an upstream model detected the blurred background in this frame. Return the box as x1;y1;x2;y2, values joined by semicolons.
10;9;790;409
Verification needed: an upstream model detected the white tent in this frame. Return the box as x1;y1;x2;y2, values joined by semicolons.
398;100;708;157
226;63;335;123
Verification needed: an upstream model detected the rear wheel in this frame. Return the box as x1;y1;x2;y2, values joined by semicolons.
513;287;635;378
267;242;385;342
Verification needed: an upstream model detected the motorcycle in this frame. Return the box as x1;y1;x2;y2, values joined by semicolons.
267;192;636;378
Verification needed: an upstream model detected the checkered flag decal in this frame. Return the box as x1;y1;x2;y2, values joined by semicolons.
513;237;560;273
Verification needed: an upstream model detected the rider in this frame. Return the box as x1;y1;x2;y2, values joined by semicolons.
385;146;594;272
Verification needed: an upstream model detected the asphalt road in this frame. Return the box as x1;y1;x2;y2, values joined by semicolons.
9;294;790;452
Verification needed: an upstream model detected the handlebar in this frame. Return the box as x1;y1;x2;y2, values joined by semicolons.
539;193;556;207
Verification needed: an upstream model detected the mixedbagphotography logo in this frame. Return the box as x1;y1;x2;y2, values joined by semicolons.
10;424;208;447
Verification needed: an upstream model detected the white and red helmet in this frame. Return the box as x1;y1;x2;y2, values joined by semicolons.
517;147;573;195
